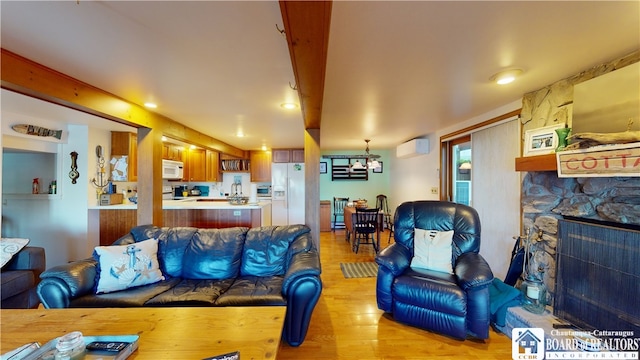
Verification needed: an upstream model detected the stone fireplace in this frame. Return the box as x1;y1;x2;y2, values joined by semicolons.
515;51;640;332
521;170;640;307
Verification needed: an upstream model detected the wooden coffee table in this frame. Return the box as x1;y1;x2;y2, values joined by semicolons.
1;306;285;359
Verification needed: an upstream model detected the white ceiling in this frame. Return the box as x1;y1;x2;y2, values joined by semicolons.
2;1;638;152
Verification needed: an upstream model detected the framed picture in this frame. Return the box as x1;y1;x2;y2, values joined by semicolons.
524;124;564;156
320;162;327;174
373;161;383;173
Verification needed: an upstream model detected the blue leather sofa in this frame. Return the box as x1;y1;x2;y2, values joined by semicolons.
375;201;494;340
1;246;46;309
37;224;322;346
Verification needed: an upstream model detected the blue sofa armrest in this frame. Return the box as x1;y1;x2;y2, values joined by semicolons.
37;258;98;308
281;248;322;347
454;252;494;339
454;252;494;290
375;243;412;312
374;243;412;275
3;247;46;276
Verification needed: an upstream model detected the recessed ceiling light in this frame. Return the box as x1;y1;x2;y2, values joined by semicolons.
144;102;158;109
280;102;298;109
261;145;267;151
161;136;167;141
490;69;523;85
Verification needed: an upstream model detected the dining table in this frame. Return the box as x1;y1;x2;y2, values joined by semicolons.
343;206;384;250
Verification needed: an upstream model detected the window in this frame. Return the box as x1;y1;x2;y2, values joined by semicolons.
440;135;471;204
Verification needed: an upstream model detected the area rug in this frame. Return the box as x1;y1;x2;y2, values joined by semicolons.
340;262;378;279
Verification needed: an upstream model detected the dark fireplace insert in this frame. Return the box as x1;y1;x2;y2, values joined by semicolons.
555;217;640;334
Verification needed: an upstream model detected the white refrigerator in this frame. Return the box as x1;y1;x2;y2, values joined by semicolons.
271;163;305;226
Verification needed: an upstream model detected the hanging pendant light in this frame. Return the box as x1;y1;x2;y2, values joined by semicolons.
353;139;381;171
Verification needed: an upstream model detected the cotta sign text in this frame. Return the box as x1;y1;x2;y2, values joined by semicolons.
557;144;640;177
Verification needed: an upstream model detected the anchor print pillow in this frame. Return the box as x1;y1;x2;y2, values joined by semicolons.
93;238;165;294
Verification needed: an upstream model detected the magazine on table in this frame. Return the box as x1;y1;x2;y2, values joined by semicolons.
1;335;139;360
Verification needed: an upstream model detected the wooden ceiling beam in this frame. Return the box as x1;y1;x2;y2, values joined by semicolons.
0;48;246;158
279;1;332;130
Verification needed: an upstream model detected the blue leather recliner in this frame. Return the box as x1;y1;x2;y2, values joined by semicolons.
375;201;494;340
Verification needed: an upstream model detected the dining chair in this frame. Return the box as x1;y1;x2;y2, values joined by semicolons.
332;197;349;231
353;207;379;253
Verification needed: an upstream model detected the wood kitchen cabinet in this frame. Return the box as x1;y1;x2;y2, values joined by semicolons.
206;149;220;182
250;150;272;182
162;143;184;161
272;149;291;163
291;149;304;163
111;131;137;182
272;148;304;163
186;147;206;182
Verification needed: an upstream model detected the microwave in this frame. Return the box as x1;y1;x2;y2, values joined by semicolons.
162;159;184;180
257;185;272;197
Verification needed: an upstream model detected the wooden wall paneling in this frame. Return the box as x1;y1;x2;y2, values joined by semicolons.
99;210;137;246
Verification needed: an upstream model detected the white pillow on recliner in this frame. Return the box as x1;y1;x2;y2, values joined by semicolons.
410;229;454;274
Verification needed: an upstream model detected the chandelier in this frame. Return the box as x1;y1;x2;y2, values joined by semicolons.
351;139;381;171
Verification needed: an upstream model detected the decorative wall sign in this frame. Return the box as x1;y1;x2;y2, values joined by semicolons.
556;142;640;177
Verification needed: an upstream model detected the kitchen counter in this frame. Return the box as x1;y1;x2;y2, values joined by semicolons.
90;198;272;245
89;197;271;210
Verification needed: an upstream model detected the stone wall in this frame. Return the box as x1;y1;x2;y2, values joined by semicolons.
517;51;640;306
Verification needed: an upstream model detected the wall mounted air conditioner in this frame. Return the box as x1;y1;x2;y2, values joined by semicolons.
396;138;429;158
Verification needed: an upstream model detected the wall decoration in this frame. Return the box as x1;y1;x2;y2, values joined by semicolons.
12;123;63;139
373;161;383;173
524;124;564;156
320;162;327;174
69;151;79;184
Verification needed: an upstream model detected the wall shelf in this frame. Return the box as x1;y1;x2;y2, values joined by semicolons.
515;153;557;172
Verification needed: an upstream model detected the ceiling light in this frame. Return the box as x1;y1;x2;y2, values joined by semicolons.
280;102;298;110
144;102;157;109
261;145;267;151
352;139;381;171
490;69;523;85
161;136;167;142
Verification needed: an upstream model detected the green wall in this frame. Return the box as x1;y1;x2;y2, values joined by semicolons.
319;149;391;211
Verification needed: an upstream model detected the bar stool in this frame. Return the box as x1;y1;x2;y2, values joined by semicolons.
376;194;394;244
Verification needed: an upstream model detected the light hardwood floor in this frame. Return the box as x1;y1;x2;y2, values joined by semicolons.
277;229;513;359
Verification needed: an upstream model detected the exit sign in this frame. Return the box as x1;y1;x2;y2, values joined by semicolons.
556;142;640;178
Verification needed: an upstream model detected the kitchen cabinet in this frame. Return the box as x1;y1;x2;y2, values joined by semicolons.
220;155;250;172
272;149;304;163
186;147;206;181
162;143;184;161
206;149;220;182
250;151;272;182
272;149;291;163
111;131;137;182
291;149;305;163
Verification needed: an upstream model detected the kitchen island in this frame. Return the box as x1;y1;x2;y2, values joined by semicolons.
90;198;272;246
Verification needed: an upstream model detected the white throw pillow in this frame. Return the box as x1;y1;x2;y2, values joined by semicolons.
94;238;165;294
1;238;30;268
410;229;454;274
